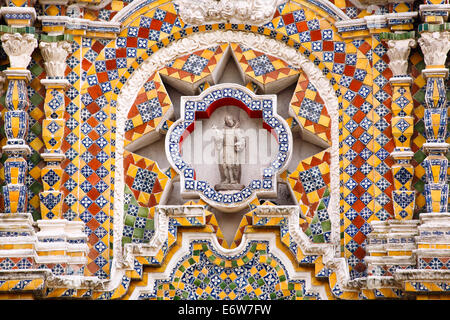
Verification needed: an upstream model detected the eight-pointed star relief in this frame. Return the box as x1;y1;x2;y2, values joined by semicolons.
166;82;293;212
126;44;330;244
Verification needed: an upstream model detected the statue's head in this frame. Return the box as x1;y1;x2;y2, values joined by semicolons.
224;115;236;127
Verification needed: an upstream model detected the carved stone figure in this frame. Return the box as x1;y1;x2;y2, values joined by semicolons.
212;114;245;191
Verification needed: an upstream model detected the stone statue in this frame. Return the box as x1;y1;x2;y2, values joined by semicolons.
212;114;246;191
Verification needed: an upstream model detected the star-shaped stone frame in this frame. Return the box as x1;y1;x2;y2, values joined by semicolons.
165;83;293;212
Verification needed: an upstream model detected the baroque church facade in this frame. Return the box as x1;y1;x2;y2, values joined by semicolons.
0;0;448;300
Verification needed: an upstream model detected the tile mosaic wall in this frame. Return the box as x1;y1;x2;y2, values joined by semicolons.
0;0;448;300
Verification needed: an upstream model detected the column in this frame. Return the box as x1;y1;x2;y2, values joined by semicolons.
1;33;37;214
38;40;71;221
387;37;417;221
365;2;421;289
36;37;88;276
415;4;450;271
0;32;38;271
417;31;450;214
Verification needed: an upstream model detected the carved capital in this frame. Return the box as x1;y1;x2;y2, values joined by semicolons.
387;38;416;77
418;31;450;67
1;33;37;69
39;41;72;78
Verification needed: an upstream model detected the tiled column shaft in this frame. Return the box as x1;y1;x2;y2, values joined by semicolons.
36;40;88;276
0;33;37;214
417;31;450;214
387;38;417;220
38;40;71;220
412;6;450;272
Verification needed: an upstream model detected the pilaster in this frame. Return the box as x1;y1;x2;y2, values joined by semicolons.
38;40;71;221
386;38;417;221
364;2;423;296
36;39;89;275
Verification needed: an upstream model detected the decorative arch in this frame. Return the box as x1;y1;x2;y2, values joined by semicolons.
77;0;377;299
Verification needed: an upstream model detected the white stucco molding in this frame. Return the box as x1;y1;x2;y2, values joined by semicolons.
114;30;341;272
112;0;350;25
126;206;342;299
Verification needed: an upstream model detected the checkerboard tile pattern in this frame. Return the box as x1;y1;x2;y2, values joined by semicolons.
122;184;156;244
61;36;84;223
80;37;116;279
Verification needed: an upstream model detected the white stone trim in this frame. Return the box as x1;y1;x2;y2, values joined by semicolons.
128;231;330;300
112;0;350;25
113;30;342;295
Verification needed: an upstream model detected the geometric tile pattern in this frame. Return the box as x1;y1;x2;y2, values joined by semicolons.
230;43;300;91
91;1;394;282
288;151;330;220
2;0;450;301
145;241;320;300
80;36;115;279
0;51;46;220
124;72;172;145
410;48;450;213
158;43;229;91
8;0;416;289
302;187;332;243
290;73;331;144
123;150;169;208
122;184;155;244
339;35;395;279
410;48;428;213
